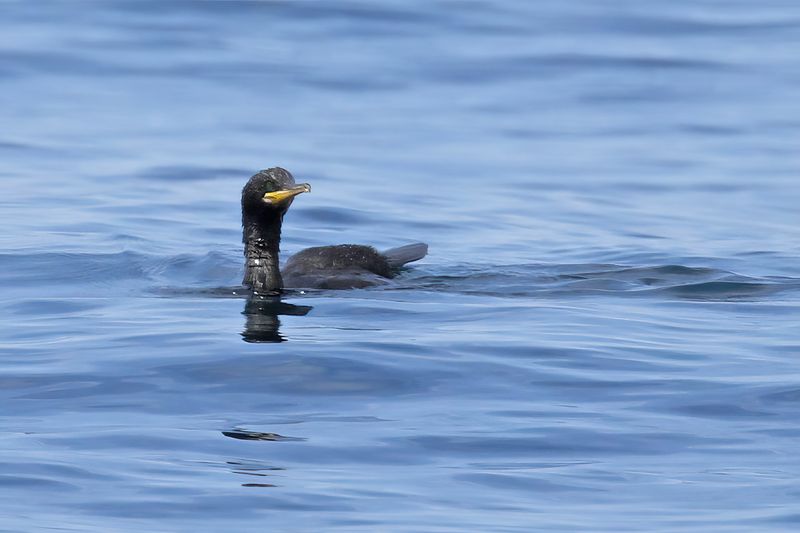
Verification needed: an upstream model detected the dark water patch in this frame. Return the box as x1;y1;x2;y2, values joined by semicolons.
221;430;304;442
766;343;800;354
108;332;223;356
63;13;225;50
670;403;774;420
68;33;227;52
45;431;202;453
768;513;800;525
567;264;722;281
623;231;667;239
293;206;376;226
401;262;800;301
592;13;800;36
298;414;390;424
457;472;599;493
406;429;737;458
8;298;102;316
14;379;157;401
531;52;732;71
267;0;436;26
0;251;150;289
114;0;434;29
0;140;57;153
77;492;353;519
579;84;701;105
45;222;122;236
110;233;149;243
655;280;795;300
534;377;699;397
0;48;292;81
135;166;249;182
679;123;744;136
465;460;597;471
159;355;437;396
0;461;114;482
272;441;430;467
427;52;734;85
165;60;300;81
0;50;134;78
294;73;408;92
0;376;50;392
538;352;684;373
0;474;78;491
759;387;800;405
491;410;597;420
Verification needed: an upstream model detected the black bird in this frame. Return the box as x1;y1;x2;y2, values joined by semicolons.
241;168;428;294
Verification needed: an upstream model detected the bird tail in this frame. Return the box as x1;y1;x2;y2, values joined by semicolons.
382;243;428;268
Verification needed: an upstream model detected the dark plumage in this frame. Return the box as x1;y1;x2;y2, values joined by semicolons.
241;168;427;294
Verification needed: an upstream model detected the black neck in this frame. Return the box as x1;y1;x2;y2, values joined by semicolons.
242;218;283;294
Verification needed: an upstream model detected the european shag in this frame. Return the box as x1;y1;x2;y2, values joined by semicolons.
242;168;428;293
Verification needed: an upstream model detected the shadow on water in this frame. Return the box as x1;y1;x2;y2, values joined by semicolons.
241;295;313;343
222;429;306;442
193;458;287;489
228;458;284;488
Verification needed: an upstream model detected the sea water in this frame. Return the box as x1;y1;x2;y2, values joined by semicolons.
2;2;800;531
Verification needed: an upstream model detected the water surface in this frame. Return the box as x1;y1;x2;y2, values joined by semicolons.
2;1;800;531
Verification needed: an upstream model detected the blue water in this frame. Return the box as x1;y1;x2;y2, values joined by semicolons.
2;1;800;531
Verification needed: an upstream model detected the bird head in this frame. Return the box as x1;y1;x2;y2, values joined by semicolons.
241;167;311;223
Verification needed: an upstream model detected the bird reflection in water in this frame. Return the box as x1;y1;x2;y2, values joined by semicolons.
226;459;286;488
221;428;304;487
241;294;312;343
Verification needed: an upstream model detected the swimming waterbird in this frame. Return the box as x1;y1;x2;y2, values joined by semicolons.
242;168;427;293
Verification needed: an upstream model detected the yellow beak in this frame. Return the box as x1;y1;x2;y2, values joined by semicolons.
262;183;311;204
